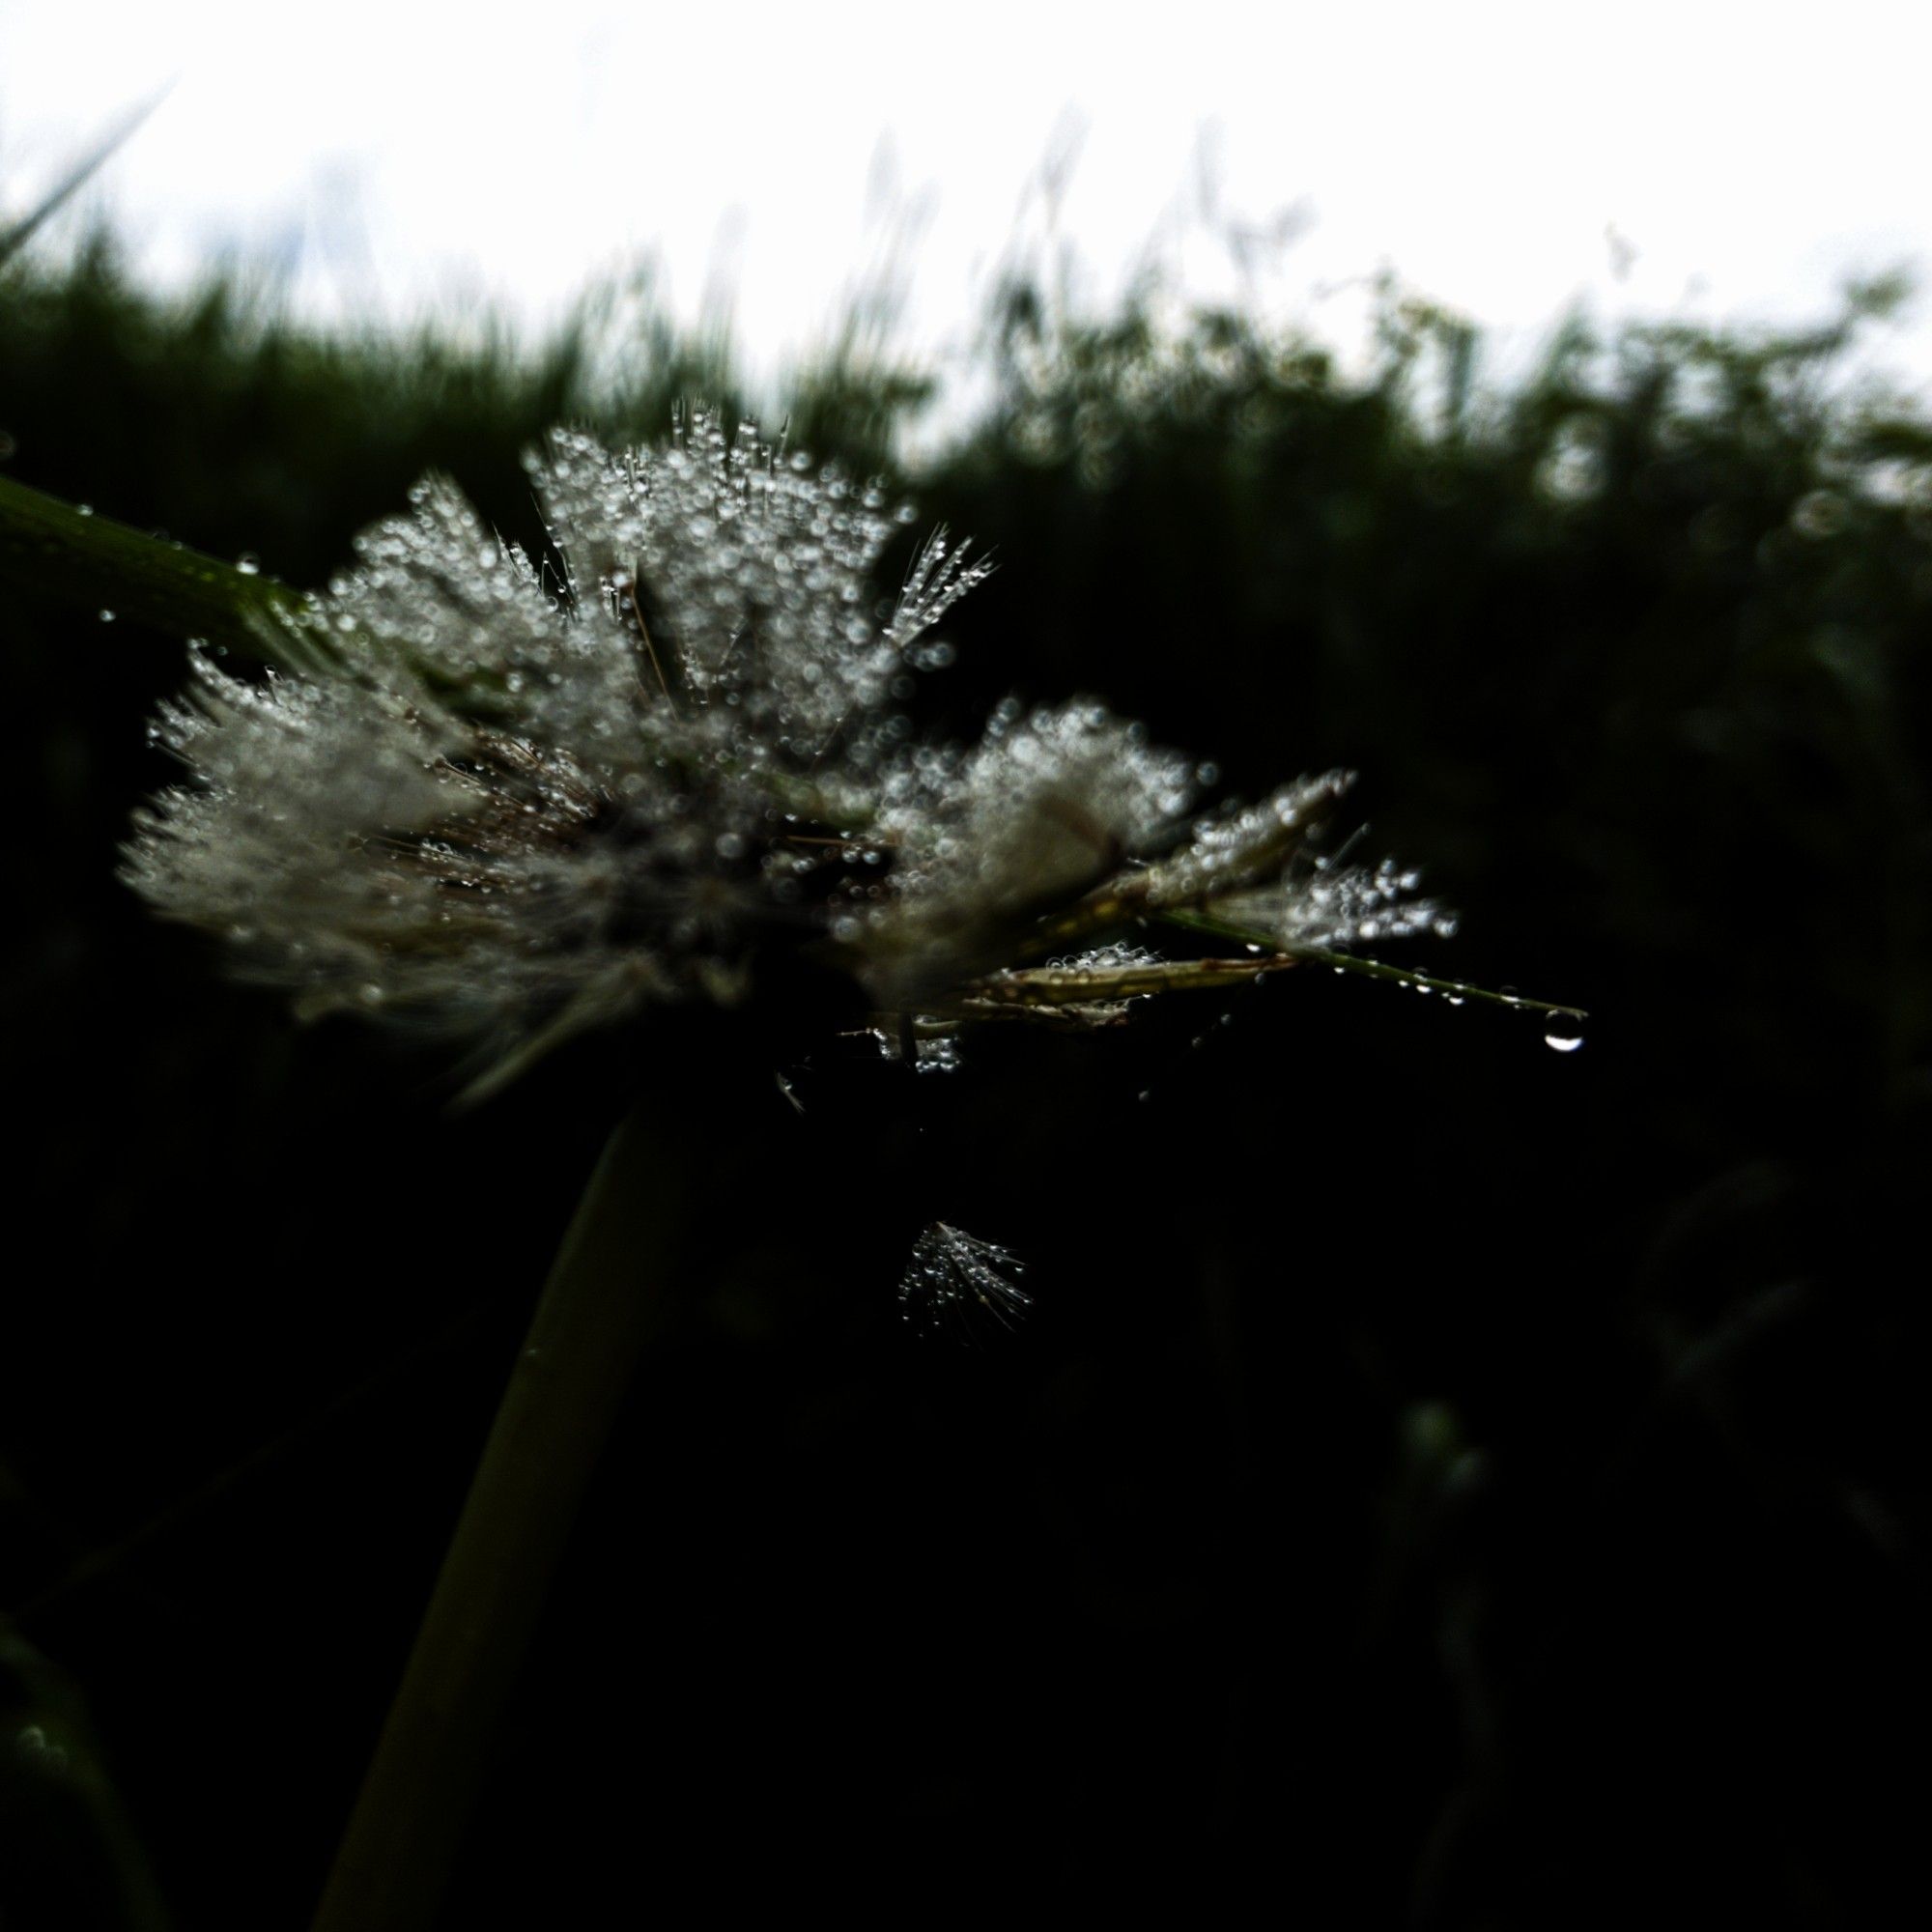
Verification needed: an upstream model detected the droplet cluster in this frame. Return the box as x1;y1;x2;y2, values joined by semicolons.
866;699;1197;1000
897;1222;1032;1342
1216;853;1458;952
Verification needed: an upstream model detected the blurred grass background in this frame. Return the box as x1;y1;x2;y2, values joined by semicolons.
2;227;1929;1926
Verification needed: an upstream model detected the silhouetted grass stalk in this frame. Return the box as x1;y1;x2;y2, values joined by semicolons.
308;1105;687;1932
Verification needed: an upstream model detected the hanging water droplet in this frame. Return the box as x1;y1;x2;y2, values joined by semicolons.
1543;1020;1584;1053
98;608;116;623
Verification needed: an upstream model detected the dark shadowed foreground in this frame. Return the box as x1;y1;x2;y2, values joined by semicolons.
2;243;1927;1926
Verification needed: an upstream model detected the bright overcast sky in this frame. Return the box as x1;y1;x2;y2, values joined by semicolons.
3;0;1928;400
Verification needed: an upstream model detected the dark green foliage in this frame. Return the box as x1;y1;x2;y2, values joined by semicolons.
2;237;1927;1927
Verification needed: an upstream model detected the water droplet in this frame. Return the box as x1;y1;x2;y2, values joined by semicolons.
1791;489;1847;540
236;553;261;576
1543;1022;1584;1053
14;1724;69;1772
98;608;115;623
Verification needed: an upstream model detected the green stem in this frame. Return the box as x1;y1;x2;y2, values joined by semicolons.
308;1105;686;1932
0;471;298;656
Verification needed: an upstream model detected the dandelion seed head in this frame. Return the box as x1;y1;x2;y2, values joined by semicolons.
125;408;1455;1094
125;413;994;1078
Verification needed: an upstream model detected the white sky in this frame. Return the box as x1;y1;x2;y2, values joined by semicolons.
3;0;1929;405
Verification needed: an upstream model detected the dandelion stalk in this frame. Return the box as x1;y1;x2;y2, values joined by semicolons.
308;1102;690;1932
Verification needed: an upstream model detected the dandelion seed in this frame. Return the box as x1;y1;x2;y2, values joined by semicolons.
897;1222;1032;1344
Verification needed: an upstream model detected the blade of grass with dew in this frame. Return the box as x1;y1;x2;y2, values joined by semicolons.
0;472;300;658
1160;906;1587;1020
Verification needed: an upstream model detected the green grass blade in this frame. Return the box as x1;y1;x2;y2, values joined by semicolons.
0;89;170;270
0;471;299;658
